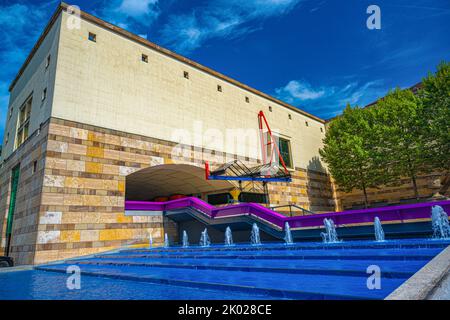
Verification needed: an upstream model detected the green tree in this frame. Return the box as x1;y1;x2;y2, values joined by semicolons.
374;88;428;200
320;105;385;207
419;62;450;195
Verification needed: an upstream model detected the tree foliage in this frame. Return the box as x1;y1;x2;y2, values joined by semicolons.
374;88;427;199
420;62;450;193
319;105;384;207
320;61;449;206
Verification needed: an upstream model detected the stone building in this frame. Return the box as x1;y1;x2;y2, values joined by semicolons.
1;3;446;266
0;4;335;265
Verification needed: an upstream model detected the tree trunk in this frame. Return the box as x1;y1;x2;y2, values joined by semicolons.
406;156;420;200
439;172;450;196
362;183;369;208
411;174;420;200
358;166;369;208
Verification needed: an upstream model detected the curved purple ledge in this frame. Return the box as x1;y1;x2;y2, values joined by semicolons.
125;198;450;230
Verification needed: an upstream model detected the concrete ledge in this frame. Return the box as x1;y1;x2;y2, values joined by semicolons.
428;271;450;299
125;210;164;216
0;265;33;273
386;244;450;300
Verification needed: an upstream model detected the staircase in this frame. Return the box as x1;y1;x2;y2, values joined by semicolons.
35;239;450;300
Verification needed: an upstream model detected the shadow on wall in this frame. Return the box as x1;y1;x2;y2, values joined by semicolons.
306;156;335;212
176;219;278;245
163;216;179;244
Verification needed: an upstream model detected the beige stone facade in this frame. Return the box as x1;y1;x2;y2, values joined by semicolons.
0;117;334;265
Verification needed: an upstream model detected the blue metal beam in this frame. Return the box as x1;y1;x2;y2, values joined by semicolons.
208;175;292;182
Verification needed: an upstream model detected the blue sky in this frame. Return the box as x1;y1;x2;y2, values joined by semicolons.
0;0;449;140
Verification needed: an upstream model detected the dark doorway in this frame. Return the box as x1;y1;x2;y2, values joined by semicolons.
5;165;20;257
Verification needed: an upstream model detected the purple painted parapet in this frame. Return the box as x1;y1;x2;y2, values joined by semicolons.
125;198;450;230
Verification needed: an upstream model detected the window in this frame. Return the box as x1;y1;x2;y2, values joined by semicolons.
278;137;293;169
46;55;51;69
217;85;222;92
320;127;324;133
41;88;47;101
183;71;189;79
305;121;309;127
141;54;148;63
245;96;250;103
5;133;9;145
269;106;272;112
32;161;38;174
266;133;293;169
9;108;12;119
16;96;32;149
88;32;97;42
288;114;292;120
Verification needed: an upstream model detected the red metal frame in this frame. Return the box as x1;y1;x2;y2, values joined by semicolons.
258;110;290;176
205;161;210;180
204;111;290;180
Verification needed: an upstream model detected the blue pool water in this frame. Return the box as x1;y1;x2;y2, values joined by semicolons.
1;239;449;300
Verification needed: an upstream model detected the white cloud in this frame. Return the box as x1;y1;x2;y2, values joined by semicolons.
275;80;325;102
118;0;158;18
275;79;387;119
100;0;160;34
159;0;303;54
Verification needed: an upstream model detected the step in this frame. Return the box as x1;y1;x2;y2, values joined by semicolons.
96;247;443;261
36;263;405;300
128;239;450;253
68;257;425;278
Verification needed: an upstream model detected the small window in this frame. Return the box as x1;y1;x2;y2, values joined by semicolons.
267;134;293;169
5;133;9;145
9;108;13;119
245;97;250;103
320;127;324;133
288;114;292;120
278;137;293;169
305;121;309;127
32;161;38;174
269;106;272;112
183;71;189;79
217;85;222;92
16;96;32;149
88;32;97;42
141;54;148;63
45;55;51;69
41;88;47;101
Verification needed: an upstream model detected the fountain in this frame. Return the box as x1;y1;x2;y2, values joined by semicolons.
250;223;261;245
284;222;294;245
374;217;385;242
321;218;339;243
182;230;189;248
199;228;211;247
225;226;234;246
431;205;450;239
164;233;169;248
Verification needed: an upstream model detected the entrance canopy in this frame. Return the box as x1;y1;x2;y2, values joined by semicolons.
125;164;235;201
